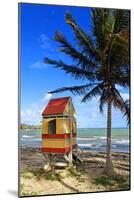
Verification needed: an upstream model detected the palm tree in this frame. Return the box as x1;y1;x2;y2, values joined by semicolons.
44;8;130;175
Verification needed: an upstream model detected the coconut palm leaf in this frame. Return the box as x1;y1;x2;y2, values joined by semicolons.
44;58;95;81
54;31;97;71
99;88;108;113
113;9;130;33
111;87;126;110
92;8;111;51
48;83;93;95
109;87;129;124
65;12;100;61
109;32;129;68
81;83;104;103
123;99;130;125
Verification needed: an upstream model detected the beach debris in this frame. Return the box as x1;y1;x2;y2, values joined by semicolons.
52;162;68;169
43;164;51;172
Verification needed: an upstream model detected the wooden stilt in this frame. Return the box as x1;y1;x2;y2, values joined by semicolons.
69;97;73;165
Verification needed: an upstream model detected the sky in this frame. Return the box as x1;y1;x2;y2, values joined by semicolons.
20;3;129;128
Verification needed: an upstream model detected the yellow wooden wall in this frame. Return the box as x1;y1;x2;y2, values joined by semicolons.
56;118;63;134
42;117;76;134
42;118;48;134
42;139;65;148
72;120;76;133
63;118;69;133
56;118;76;134
64;101;76;117
56;118;69;134
42;118;56;134
64;102;69;115
42;118;66;134
42;137;76;148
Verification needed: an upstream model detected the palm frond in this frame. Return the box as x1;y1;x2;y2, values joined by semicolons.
111;87;125;110
81;82;104;103
44;58;95;81
109;31;129;67
92;8;111;51
113;9;130;34
111;65;130;87
54;31;97;71
65;12;100;61
48;83;93;95
99;88;107;113
111;87;130;124
123;99;130;125
110;87;129;123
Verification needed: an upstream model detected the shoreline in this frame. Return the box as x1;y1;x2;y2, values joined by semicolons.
20;129;129;153
20;146;130;154
19;147;130;196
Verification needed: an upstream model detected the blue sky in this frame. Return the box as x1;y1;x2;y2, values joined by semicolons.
20;3;129;128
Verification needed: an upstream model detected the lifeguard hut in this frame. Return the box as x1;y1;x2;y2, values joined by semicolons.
40;96;77;165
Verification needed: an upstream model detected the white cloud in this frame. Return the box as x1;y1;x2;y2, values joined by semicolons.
21;109;42;125
43;93;53;101
91;112;97;118
39;34;51;49
120;92;129;101
21;93;53;125
115;85;129;101
116;85;123;91
30;61;47;69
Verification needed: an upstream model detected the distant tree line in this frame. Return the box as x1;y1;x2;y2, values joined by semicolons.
20;124;41;130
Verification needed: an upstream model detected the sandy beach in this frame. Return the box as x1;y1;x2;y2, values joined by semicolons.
19;147;130;196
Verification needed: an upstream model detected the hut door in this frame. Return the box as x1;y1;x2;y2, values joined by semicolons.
48;119;56;134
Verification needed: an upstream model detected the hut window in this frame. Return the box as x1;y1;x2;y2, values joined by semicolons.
48;119;56;134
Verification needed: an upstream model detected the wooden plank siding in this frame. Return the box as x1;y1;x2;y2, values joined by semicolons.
42;117;76;135
42;136;76;149
42;139;66;148
64;100;76;117
42;118;56;134
56;118;63;134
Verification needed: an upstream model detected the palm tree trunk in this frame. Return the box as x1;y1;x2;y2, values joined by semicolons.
103;101;115;176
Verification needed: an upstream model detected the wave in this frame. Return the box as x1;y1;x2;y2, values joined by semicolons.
22;135;40;139
78;142;128;149
115;139;129;145
99;136;107;139
77;136;107;140
22;135;34;138
77;137;97;141
78;143;97;148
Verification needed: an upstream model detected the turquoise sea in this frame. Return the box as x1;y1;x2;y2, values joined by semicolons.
19;128;129;153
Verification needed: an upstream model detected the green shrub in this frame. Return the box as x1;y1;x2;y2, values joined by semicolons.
94;175;129;190
21;171;35;179
68;168;81;177
46;172;61;181
94;176;113;186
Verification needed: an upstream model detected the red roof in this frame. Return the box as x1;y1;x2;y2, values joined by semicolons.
42;96;70;116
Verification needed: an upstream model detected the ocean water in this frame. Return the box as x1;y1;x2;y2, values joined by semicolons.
19;128;130;153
